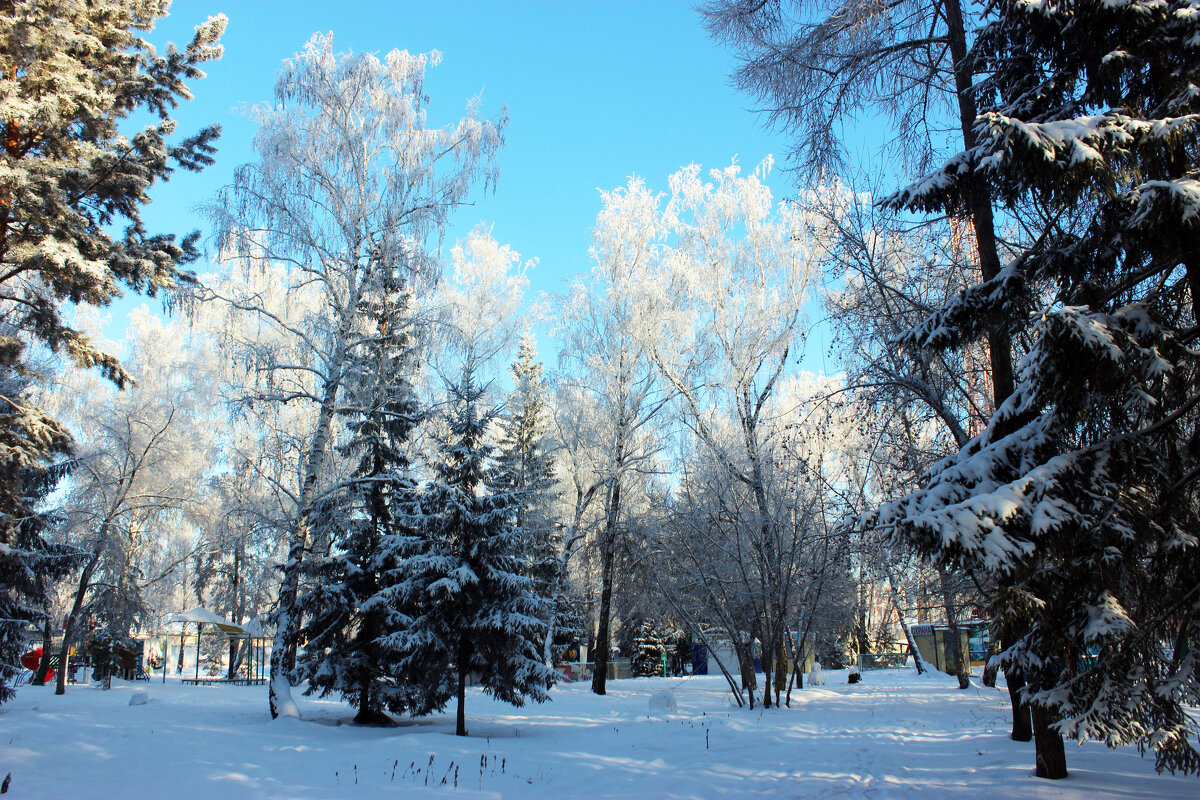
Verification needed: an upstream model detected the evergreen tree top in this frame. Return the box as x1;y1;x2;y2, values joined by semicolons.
0;1;226;386
888;0;1200;216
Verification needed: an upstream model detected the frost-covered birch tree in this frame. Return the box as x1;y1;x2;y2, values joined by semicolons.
638;159;816;707
559;180;673;695
660;372;857;708
50;311;219;694
203;34;505;719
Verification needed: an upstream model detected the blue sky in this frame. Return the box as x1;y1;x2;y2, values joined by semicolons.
131;1;831;363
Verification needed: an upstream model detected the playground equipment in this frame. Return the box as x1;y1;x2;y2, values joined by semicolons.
19;648;54;684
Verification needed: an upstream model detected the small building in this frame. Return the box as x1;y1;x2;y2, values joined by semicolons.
689;639;815;678
910;621;990;673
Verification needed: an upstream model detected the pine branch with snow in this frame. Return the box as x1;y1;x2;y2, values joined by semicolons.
869;0;1200;775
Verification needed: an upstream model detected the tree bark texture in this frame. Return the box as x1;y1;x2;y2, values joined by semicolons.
738;640;757;710
1032;704;1068;779
34;618;53;686
590;535;617;695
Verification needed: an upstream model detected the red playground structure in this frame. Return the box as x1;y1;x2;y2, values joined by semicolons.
20;648;54;683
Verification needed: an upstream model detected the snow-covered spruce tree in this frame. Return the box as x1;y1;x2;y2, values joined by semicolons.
0;434;76;697
874;0;1200;778
631;618;672;678
493;331;563;665
0;350;73;698
398;365;554;736
0;0;224;704
295;265;422;725
204;34;505;719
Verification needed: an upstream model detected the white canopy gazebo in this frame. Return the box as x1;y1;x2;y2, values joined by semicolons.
164;607;269;685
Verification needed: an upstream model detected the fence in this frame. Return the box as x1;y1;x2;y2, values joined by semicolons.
573;658;632;681
859;652;911;671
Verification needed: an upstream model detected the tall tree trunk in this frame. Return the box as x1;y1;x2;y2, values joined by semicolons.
737;639;756;710
355;673;373;725
591;478;621;696
857;577;871;662
227;548;241;679
786;628;808;706
455;639;470;736
55;548;103;695
760;636;772;708
773;639;786;707
743;439;782;712
268;540;304;718
982;638;1001;687
590;534;617;695
946;0;1044;742
103;639;114;690
227;639;238;680
1002;633;1033;741
33;617;53;686
1032;704;1067;779
943;0;1012;402
269;369;342;719
542;613;558;668
787;650;804;706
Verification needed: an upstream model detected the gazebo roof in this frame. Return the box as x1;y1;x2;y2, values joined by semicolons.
241;616;266;638
164;607;245;636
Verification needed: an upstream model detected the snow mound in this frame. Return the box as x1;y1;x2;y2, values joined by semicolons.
128;690;150;706
647;690;677;715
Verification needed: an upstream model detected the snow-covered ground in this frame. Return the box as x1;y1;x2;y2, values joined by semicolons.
2;669;1192;798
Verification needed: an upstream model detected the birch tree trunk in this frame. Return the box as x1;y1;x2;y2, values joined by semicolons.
269;363;342;719
882;564;926;675
543;483;597;666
